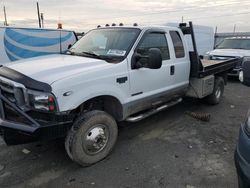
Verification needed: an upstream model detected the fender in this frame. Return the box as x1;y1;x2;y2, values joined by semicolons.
52;80;129;112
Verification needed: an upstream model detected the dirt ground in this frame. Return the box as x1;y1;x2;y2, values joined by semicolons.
0;79;249;188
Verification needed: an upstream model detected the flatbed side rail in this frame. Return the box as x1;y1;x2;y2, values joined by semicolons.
199;58;240;77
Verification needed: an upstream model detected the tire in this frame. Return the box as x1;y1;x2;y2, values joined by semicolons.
238;174;244;188
206;77;224;105
65;110;118;167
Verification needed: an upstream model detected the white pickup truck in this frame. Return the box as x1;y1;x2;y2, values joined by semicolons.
205;36;250;76
0;22;237;166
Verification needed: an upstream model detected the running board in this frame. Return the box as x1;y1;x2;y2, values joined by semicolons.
126;98;182;122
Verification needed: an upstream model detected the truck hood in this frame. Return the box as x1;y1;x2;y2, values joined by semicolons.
208;49;250;57
5;54;110;85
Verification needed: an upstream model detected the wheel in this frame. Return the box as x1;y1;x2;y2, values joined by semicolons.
65;110;118;167
206;77;224;105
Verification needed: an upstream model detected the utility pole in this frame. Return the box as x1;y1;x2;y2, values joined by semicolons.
3;6;8;26
214;26;218;48
37;2;41;28
40;13;44;28
233;24;236;33
215;26;218;34
181;16;184;23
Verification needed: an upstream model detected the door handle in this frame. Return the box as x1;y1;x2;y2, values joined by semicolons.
170;65;175;75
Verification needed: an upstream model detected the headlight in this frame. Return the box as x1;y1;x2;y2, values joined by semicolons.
203;55;211;60
239;71;244;83
27;90;57;112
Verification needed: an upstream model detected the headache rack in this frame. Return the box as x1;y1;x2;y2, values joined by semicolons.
179;22;239;78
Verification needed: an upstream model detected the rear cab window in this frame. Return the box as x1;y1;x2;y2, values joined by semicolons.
170;31;185;58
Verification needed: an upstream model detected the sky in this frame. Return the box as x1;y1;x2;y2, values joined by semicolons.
0;0;250;33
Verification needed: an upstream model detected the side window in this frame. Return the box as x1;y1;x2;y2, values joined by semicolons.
137;32;170;60
170;31;185;58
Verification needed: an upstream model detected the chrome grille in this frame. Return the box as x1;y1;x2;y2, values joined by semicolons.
0;78;26;106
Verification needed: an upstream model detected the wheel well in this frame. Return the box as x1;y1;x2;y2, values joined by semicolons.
73;96;123;121
215;72;227;85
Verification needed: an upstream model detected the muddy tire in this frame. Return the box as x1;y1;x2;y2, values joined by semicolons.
65;110;118;167
206;77;224;105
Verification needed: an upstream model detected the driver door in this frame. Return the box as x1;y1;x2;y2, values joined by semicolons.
128;30;174;113
129;31;173;95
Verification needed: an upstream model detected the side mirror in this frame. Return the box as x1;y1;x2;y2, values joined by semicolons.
68;44;72;49
132;48;162;69
147;48;162;69
240;58;250;86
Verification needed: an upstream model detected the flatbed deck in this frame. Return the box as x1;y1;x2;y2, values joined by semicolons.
198;58;239;78
201;59;227;67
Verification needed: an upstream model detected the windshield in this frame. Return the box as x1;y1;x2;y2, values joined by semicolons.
68;28;140;62
216;38;250;50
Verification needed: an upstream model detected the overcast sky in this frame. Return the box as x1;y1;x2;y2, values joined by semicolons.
0;0;250;32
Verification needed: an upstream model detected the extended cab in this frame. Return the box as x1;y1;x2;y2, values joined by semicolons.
0;22;238;166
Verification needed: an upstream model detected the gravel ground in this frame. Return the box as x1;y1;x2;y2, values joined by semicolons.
0;80;249;188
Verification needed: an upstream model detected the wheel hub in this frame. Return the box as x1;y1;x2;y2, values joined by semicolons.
83;125;109;155
215;88;221;99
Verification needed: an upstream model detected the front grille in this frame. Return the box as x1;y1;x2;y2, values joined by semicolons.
0;79;26;107
0;81;15;102
3;102;32;125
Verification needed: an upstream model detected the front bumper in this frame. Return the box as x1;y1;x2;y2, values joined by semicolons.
235;125;250;187
228;68;241;76
0;92;74;145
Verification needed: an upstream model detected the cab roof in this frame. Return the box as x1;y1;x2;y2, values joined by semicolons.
226;36;250;40
95;25;181;32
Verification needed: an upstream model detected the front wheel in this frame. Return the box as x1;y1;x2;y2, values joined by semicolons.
206;77;224;105
65;110;118;167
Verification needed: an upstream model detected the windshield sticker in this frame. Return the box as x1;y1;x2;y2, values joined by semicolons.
107;49;126;56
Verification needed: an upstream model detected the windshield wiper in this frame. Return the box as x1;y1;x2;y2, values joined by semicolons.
81;52;122;62
81;51;101;59
66;50;122;63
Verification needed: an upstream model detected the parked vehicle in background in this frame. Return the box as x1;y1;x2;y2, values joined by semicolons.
0;27;77;64
214;32;250;47
239;57;250;86
205;37;250;76
235;58;250;188
166;23;214;56
0;22;238;167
